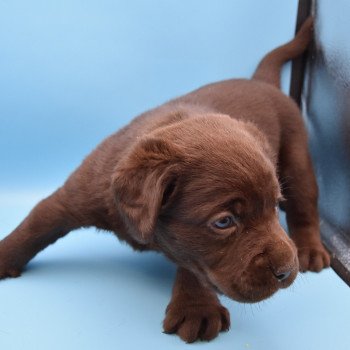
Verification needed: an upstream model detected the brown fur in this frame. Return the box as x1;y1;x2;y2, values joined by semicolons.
0;17;330;342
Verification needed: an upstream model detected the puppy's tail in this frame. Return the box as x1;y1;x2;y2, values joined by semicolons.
252;17;313;89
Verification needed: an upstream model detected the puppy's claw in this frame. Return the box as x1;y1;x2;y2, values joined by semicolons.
163;302;230;343
298;244;331;272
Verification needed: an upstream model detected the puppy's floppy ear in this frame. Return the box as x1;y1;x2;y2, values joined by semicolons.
112;137;183;244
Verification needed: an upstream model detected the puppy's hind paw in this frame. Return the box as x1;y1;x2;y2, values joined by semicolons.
163;302;230;343
298;244;331;272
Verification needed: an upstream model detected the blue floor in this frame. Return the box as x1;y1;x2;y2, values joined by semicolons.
0;194;349;350
1;1;349;349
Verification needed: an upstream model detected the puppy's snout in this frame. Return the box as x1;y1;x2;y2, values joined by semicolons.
266;236;298;284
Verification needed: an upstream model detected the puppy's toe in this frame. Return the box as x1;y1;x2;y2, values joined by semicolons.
163;311;184;334
298;244;331;272
199;315;222;341
219;305;231;331
177;317;202;343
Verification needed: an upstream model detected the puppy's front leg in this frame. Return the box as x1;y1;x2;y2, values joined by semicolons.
163;267;230;343
0;189;80;278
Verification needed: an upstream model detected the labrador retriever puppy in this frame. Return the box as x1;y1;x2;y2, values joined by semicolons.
0;17;330;342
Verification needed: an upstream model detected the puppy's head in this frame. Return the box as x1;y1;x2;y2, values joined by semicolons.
113;114;298;303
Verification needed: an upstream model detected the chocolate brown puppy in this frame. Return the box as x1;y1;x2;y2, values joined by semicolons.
1;18;330;342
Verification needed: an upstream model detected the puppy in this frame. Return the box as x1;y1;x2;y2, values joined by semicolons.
0;17;330;343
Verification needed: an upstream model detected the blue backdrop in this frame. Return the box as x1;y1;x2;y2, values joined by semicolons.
1;1;349;350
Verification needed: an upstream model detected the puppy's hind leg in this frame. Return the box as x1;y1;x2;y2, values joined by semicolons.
278;110;331;272
0;188;81;278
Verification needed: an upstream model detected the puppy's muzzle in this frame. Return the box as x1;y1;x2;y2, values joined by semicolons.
265;238;298;285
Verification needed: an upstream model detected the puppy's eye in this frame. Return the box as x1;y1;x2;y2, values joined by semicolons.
212;215;236;229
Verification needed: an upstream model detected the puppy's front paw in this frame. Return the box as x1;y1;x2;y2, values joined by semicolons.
0;257;23;279
297;243;331;272
163;301;230;343
0;246;23;279
0;267;22;279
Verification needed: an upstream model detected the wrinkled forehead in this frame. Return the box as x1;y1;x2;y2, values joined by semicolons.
177;156;281;218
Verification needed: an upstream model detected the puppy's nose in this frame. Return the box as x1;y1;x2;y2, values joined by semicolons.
273;270;291;282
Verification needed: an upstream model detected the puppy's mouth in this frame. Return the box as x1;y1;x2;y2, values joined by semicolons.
195;263;297;304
